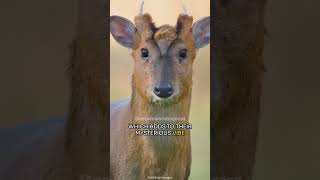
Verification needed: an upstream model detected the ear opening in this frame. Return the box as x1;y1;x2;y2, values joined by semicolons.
110;16;137;48
192;16;210;49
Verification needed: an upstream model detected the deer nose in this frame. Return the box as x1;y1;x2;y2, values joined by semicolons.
153;82;174;98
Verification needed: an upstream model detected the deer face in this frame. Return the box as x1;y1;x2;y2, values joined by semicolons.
110;14;210;105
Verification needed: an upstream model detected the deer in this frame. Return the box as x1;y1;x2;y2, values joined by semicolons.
109;2;210;180
0;1;209;179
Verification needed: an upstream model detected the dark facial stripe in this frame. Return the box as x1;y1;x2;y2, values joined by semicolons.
159;57;173;83
176;20;183;35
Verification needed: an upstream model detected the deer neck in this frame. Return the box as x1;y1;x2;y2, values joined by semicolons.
128;82;192;174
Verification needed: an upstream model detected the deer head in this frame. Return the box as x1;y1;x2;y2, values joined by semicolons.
110;12;210;106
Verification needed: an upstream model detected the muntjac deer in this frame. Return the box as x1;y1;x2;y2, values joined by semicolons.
0;1;209;180
110;2;210;179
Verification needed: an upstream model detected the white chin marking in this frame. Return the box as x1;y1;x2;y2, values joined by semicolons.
152;96;163;103
151;95;175;106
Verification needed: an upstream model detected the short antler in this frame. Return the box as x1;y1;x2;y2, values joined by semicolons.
138;0;144;15
180;0;188;15
139;0;187;15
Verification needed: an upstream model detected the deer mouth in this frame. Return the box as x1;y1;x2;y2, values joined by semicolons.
151;93;178;106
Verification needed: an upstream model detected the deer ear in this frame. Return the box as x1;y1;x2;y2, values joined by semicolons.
192;17;210;49
110;16;137;48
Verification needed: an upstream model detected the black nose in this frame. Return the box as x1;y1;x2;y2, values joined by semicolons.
153;82;174;98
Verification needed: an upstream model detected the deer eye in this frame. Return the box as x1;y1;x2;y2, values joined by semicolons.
141;48;149;59
179;49;188;60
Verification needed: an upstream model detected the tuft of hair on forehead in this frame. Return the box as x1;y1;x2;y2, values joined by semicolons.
132;13;196;55
154;25;177;42
134;13;156;39
154;25;178;56
176;14;193;38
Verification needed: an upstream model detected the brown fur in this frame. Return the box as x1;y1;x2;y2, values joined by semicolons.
154;25;177;55
134;13;156;40
154;25;177;42
176;15;193;39
110;14;199;180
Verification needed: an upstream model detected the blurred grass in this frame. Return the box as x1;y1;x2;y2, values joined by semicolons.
111;1;210;179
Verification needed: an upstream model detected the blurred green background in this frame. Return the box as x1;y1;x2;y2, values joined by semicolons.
110;0;210;179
